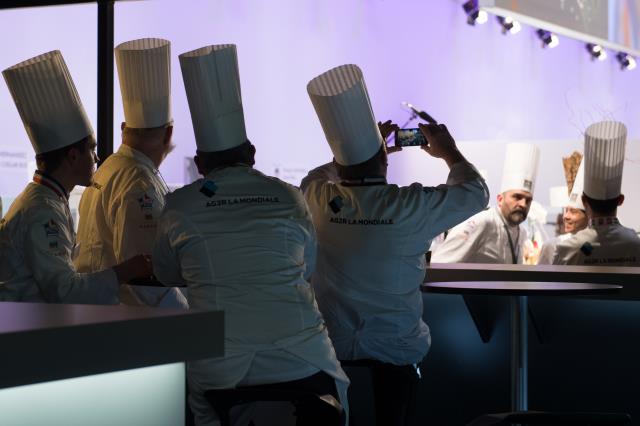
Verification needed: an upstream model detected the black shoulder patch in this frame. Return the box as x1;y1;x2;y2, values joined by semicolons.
580;242;593;256
329;196;344;213
200;180;218;198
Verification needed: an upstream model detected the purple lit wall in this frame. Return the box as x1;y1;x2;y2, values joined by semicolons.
0;4;96;202
1;0;639;227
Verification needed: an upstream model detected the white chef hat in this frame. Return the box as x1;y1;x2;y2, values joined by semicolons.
2;50;94;154
307;64;383;166
115;38;172;129
179;44;247;152
500;143;540;194
549;186;569;208
567;159;585;210
583;120;627;200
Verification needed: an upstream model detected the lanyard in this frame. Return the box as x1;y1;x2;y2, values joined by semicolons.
153;168;170;194
503;223;519;264
497;210;519;264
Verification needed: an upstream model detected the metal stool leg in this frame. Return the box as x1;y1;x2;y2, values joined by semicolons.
510;295;528;412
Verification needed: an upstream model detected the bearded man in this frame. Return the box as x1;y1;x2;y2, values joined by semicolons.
431;143;539;264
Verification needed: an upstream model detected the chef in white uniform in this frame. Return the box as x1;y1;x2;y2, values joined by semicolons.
301;64;489;426
431;143;540;265
553;121;640;266
0;51;151;303
74;38;186;308
152;44;349;426
538;158;588;264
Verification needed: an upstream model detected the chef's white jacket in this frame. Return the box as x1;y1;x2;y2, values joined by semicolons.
552;217;640;266
0;175;118;303
537;233;572;265
152;165;349;426
75;144;186;308
430;206;528;265
300;161;489;366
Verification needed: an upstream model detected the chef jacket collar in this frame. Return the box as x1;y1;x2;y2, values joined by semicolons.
33;170;69;200
589;216;620;228
205;163;252;177
117;143;170;194
340;176;387;187
118;143;158;173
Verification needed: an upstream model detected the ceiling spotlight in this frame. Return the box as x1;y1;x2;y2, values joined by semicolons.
586;43;607;61
616;52;637;70
536;29;559;48
463;0;488;26
497;16;521;35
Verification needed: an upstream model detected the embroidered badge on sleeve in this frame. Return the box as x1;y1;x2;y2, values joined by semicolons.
459;219;478;241
44;219;60;248
138;193;154;220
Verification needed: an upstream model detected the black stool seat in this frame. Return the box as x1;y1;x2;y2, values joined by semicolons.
467;411;632;426
204;387;344;426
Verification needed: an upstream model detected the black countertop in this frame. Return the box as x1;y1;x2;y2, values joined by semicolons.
0;302;224;389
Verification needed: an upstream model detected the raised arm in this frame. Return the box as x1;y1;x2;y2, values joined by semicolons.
416;124;489;239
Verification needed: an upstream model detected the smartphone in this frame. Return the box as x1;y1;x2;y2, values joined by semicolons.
394;128;428;147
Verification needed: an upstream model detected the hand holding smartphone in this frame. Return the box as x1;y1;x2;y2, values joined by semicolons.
394;128;428;147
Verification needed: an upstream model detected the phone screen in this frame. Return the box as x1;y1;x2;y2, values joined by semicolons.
394;128;427;147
